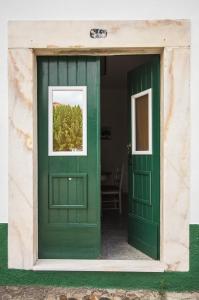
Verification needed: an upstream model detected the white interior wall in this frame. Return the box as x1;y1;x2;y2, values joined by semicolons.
0;0;198;223
101;88;128;192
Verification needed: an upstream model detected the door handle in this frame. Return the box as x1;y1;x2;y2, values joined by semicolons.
126;144;132;154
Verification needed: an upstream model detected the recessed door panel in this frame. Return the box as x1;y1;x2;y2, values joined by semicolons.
49;173;87;209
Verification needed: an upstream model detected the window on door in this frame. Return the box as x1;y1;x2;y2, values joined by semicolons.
131;88;152;155
48;86;87;156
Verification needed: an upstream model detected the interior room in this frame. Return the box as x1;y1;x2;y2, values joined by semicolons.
100;55;155;260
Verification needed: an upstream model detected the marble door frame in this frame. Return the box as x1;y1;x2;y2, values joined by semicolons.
8;20;190;271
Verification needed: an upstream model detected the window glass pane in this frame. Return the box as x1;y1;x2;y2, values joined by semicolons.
52;89;84;152
135;94;149;151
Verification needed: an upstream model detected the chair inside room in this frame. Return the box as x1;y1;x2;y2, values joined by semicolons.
101;164;124;214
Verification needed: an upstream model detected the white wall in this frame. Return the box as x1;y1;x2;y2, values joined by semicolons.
0;0;198;223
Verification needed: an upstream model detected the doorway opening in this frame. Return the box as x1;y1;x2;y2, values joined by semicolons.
100;55;159;260
37;54;160;262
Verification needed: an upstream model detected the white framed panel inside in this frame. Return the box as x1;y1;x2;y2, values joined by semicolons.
48;86;87;156
131;88;152;155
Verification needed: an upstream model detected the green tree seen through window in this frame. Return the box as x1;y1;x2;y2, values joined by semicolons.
53;103;83;152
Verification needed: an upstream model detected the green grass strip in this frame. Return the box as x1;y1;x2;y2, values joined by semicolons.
0;224;198;291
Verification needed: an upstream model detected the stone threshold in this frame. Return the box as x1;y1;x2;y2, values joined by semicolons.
33;259;166;272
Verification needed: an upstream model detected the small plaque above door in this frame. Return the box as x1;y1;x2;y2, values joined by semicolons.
90;28;107;39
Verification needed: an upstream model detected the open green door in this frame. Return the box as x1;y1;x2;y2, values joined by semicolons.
127;56;160;259
38;56;101;259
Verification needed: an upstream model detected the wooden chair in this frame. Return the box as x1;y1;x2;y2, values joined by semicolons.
101;164;124;214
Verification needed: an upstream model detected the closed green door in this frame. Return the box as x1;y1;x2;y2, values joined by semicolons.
37;56;101;259
127;57;160;259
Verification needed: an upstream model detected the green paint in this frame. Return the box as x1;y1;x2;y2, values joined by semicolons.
0;224;198;291
128;57;160;259
37;56;101;259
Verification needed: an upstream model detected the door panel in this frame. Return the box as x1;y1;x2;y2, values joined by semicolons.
128;57;160;259
38;56;101;259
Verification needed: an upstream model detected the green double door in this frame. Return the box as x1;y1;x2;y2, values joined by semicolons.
38;56;160;259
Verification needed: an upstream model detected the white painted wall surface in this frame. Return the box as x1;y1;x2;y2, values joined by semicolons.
0;0;198;224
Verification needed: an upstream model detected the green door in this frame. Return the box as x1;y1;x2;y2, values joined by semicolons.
127;56;160;259
37;56;101;259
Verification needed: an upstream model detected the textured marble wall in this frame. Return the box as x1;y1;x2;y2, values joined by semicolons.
161;47;190;271
8;49;35;269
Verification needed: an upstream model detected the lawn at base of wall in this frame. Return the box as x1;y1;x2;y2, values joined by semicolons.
0;224;198;291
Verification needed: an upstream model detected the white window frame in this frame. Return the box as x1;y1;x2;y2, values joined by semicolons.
131;88;152;155
48;86;87;156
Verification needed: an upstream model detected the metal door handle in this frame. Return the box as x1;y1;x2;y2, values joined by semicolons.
126;144;132;154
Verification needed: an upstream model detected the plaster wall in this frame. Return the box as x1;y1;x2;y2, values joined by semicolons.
0;0;199;224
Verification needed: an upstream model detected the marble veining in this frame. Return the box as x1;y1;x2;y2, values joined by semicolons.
8;20;190;49
8;49;35;269
162;47;190;271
